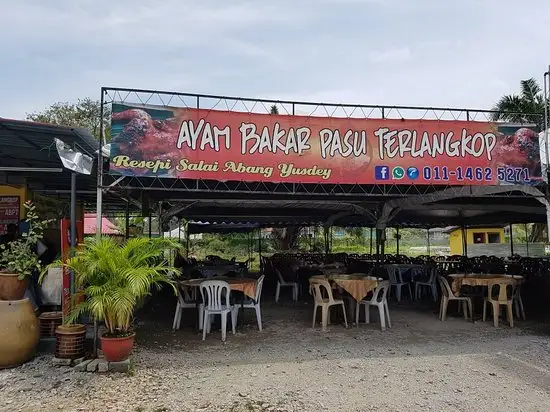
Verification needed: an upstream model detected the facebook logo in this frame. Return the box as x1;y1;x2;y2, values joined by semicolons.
375;166;390;180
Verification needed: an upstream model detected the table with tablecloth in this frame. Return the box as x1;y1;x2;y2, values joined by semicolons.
179;277;258;299
310;274;379;302
449;274;523;295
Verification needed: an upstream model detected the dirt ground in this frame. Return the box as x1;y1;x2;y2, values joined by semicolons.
2;292;550;412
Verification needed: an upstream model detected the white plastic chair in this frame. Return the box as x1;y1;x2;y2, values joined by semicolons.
388;267;412;302
233;275;265;331
172;284;202;330
310;278;348;331
355;280;391;331
274;267;299;303
438;276;472;321
199;280;237;341
415;266;438;302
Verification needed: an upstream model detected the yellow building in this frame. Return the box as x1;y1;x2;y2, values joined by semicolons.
448;226;506;256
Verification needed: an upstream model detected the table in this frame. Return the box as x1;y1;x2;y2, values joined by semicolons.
383;264;429;281
310;274;379;302
180;277;258;300
449;274;523;295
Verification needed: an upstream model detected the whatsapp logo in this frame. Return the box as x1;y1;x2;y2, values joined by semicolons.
392;166;405;180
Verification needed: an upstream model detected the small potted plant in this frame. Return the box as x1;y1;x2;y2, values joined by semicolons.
59;236;180;361
0;201;51;301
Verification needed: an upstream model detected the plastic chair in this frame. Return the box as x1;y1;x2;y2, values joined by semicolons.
483;282;515;327
355;280;391;331
199;280;237;341
437;276;472;321
274;267;299;303
172;284;202;330
309;278;348;331
415;266;438;302
233;275;265;331
388;267;412;302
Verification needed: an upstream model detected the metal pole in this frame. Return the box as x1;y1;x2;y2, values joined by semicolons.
525;223;530;257
70;172;76;296
148;210;152;239
509;224;514;256
124;200;130;239
427;229;431;256
395;227;400;256
185;223;190;258
258;228;263;266
95;89;105;240
158;202;163;238
370;227;373;254
544;69;549;179
461;225;468;257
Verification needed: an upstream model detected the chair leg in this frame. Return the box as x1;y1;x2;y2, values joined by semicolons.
365;304;370;324
202;312;208;341
275;282;281;303
172;304;180;330
462;300;468;320
341;303;348;328
415;283;419;300
506;303;514;328
467;300;473;322
232;308;238;334
519;295;526;320
355;302;360;326
408;283;413;300
384;302;391;328
255;305;262;331
441;297;449;321
312;304;318;329
293;284;298;302
321;305;328;331
378;305;386;331
431;284;438;302
492;302;499;328
483;300;487;322
396;285;402;302
221;313;227;342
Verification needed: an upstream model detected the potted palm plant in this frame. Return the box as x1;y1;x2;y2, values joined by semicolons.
0;201;51;300
59;236;180;361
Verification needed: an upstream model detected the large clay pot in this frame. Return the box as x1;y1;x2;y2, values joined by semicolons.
0;298;39;368
100;333;135;362
0;273;28;300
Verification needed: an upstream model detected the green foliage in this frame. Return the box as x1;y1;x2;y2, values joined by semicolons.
26;98;111;141
51;237;181;334
0;202;52;280
491;78;546;128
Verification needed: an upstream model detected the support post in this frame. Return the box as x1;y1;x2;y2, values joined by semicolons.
158;202;163;238
461;225;468;257
427;229;431;256
509;224;514;256
370;227;373;255
124;200;130;239
395;227;400;256
525;223;530;257
185;222;190;258
70;172;76;295
258;228;263;266
148;210;152;239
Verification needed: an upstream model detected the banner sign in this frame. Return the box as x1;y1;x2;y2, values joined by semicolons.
0;196;20;235
109;103;542;186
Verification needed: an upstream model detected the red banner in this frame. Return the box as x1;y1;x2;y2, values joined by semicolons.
109;103;542;186
0;196;20;235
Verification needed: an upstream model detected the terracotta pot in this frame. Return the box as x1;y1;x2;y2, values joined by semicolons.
100;332;135;362
0;298;39;369
55;324;86;359
0;273;28;301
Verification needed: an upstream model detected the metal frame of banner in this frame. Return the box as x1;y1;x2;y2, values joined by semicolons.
95;86;547;233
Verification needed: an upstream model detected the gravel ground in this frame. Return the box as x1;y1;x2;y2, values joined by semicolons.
2;295;550;412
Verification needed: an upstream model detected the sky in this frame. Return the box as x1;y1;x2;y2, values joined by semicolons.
1;0;550;119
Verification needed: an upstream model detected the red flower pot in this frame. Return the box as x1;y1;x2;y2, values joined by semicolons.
100;332;135;362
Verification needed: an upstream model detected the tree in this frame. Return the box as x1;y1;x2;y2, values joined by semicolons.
493;79;547;242
27;98;111;141
491;78;546;129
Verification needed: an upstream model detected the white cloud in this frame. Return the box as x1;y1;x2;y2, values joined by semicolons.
368;48;411;63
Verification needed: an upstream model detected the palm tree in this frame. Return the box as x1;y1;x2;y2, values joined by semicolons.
491;78;545;128
493;78;547;242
